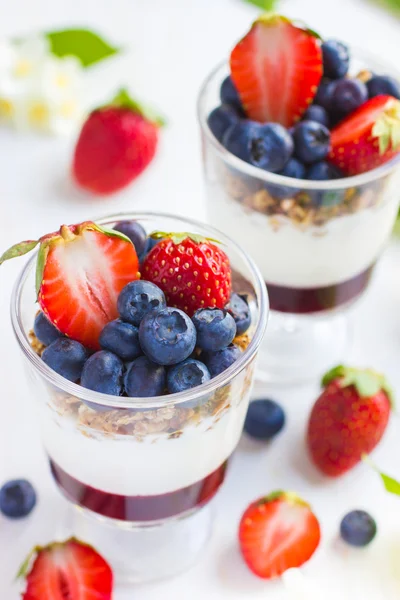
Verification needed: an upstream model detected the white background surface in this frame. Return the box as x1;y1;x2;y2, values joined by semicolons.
1;0;400;598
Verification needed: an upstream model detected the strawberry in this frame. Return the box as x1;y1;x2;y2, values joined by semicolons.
0;221;140;349
72;88;164;195
239;491;321;579
230;14;323;126
328;95;400;175
141;232;232;316
18;537;112;599
307;365;393;477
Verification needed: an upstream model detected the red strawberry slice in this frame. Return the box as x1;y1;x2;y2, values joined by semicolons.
19;538;113;600
328;95;400;175
239;491;320;579
230;15;323;126
1;222;140;349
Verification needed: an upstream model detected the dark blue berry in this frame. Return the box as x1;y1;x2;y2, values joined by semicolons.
266;157;307;199
192;308;236;352
0;479;36;519
367;75;400;100
302;105;330;128
307;161;343;181
167;358;210;394
223;121;293;172
244;399;285;440
142;236;159;259
124;355;166;397
81;350;124;395
99;318;142;361
42;338;89;382
322;40;350;80
331;79;368;118
118;280;166;326
314;80;336;111
340;510;377;547
207;104;240;143
113;220;147;259
220;76;243;112
225;293;251;336
33;312;62;346
139;307;196;366
293;121;331;164
201;343;241;377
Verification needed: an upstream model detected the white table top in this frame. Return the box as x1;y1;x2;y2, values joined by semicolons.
1;0;400;598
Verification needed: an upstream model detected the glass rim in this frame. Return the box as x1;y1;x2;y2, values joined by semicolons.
10;211;269;410
197;51;400;191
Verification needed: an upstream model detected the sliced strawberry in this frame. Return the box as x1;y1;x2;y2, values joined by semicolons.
230;15;323;126
239;491;320;579
1;221;140;349
19;538;113;600
329;95;400;175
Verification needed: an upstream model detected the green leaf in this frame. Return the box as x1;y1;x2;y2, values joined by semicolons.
321;365;346;387
321;365;394;407
16;546;40;580
149;231;220;245
35;243;49;298
362;455;400;497
45;28;120;67
94;224;133;245
0;240;38;265
241;0;279;9
109;88;166;127
372;99;400;155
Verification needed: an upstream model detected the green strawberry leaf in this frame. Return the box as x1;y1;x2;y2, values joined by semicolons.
321;364;346;387
241;0;279;10
16;546;40;580
149;231;220;245
35;243;49;298
45;28;120;67
94;224;133;245
321;365;394;407
363;455;400;497
372;99;400;155
109;88;166;127
0;240;39;266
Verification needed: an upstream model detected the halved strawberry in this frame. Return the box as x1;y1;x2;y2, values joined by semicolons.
1;222;140;349
239;491;321;579
19;537;113;600
328;95;400;175
230;14;323;126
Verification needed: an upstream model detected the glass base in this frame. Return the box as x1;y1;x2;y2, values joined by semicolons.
69;503;213;584
256;310;351;385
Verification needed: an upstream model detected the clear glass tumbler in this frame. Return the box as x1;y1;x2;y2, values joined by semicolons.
11;212;268;583
198;52;400;384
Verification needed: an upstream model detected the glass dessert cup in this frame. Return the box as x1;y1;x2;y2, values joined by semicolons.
198;52;400;384
11;212;268;584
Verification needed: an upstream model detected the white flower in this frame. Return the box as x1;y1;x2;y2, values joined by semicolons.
39;55;82;100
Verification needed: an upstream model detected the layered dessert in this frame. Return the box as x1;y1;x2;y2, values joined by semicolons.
201;14;400;314
6;216;264;523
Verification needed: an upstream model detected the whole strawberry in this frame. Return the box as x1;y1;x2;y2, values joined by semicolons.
329;95;400;175
0;221;140;349
142;232;232;316
239;491;321;579
307;365;393;477
73;88;164;195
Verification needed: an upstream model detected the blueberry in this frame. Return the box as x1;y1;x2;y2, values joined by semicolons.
340;510;377;547
322;40;350;80
201;343;241;377
113;220;147;258
225;293;251;335
302;105;330;128
367;75;400;100
139;307;197;366
42;338;89;382
124;355;166;397
293;121;331;164
192;308;236;351
223;121;293;172
220;76;243;112
244;399;285;440
142;236;159;259
0;479;36;519
314;80;336;111
81;350;124;395
331;79;368;118
33;312;62;346
267;157;307;199
118;280;166;326
307;161;343;181
99;318;142;361
167;358;210;394
207;104;241;143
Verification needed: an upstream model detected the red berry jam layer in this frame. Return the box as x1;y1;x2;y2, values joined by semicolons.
266;265;374;314
50;459;228;522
